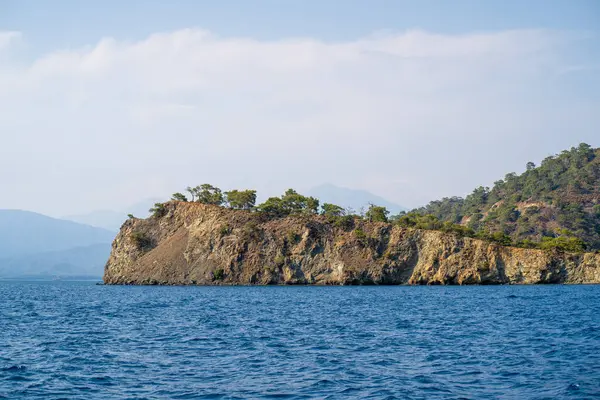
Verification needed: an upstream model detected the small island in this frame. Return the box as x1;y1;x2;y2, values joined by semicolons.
104;144;600;285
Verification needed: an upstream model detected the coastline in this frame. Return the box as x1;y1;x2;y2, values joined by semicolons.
104;202;600;286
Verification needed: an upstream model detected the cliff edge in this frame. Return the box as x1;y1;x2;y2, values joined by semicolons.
103;202;600;285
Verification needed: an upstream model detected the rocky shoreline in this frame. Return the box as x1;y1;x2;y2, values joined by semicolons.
103;202;600;285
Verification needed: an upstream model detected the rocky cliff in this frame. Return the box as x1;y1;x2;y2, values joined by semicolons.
103;202;600;285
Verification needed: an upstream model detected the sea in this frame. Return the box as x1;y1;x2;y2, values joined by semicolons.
1;282;599;399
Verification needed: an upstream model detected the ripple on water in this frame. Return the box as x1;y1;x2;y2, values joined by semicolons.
1;365;27;372
0;282;599;399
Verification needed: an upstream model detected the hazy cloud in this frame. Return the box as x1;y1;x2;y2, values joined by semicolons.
0;28;598;216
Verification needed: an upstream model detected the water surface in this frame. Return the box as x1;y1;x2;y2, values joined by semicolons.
1;282;599;399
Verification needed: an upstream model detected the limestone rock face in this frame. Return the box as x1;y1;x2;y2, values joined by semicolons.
103;202;600;285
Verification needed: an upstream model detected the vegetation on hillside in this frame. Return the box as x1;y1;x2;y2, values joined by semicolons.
148;143;598;254
415;143;600;251
156;186;523;250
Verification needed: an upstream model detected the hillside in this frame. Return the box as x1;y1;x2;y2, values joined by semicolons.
0;210;114;278
0;210;115;258
415;143;600;250
103;202;600;285
0;243;110;279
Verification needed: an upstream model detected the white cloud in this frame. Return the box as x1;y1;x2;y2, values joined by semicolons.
0;28;598;216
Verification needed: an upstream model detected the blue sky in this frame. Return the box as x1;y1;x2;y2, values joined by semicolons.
0;1;599;216
3;0;599;50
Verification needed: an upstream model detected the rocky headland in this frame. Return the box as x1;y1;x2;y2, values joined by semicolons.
103;202;600;285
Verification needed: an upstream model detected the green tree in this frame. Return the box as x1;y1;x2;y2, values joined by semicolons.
256;197;286;217
196;184;224;205
305;197;320;214
540;236;586;252
186;186;197;202
149;203;167;218
280;189;319;214
225;189;257;210
487;231;513;246
256;189;319;217
213;268;225;281
354;228;368;244
321;203;345;217
365;204;389;223
171;192;188;202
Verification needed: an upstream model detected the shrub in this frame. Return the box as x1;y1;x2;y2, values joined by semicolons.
149;203;167;218
242;221;262;241
219;225;231;236
516;239;540;249
440;221;475;237
287;231;301;244
354;228;368;245
395;213;443;230
131;231;152;250
213;268;225;281
524;206;540;216
540;236;586;253
333;215;355;230
478;231;513;246
274;254;286;266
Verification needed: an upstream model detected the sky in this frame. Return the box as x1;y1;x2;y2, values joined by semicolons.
1;1;599;216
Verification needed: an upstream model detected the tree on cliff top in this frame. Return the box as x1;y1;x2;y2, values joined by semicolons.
149;203;167;218
365;204;389;223
225;190;257;210
171;192;188;202
186;186;197;202
195;184;224;205
321;203;345;217
257;189;319;217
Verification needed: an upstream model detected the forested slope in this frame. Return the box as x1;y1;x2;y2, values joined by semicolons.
415;143;600;250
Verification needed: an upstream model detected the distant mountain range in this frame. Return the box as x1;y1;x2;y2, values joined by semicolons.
308;184;407;215
0;244;111;279
0;210;115;279
62;198;161;231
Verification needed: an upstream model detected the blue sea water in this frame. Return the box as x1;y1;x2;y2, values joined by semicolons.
1;282;599;399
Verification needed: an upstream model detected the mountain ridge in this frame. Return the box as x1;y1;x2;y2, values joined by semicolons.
0;209;114;278
0;243;110;278
0;209;115;258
